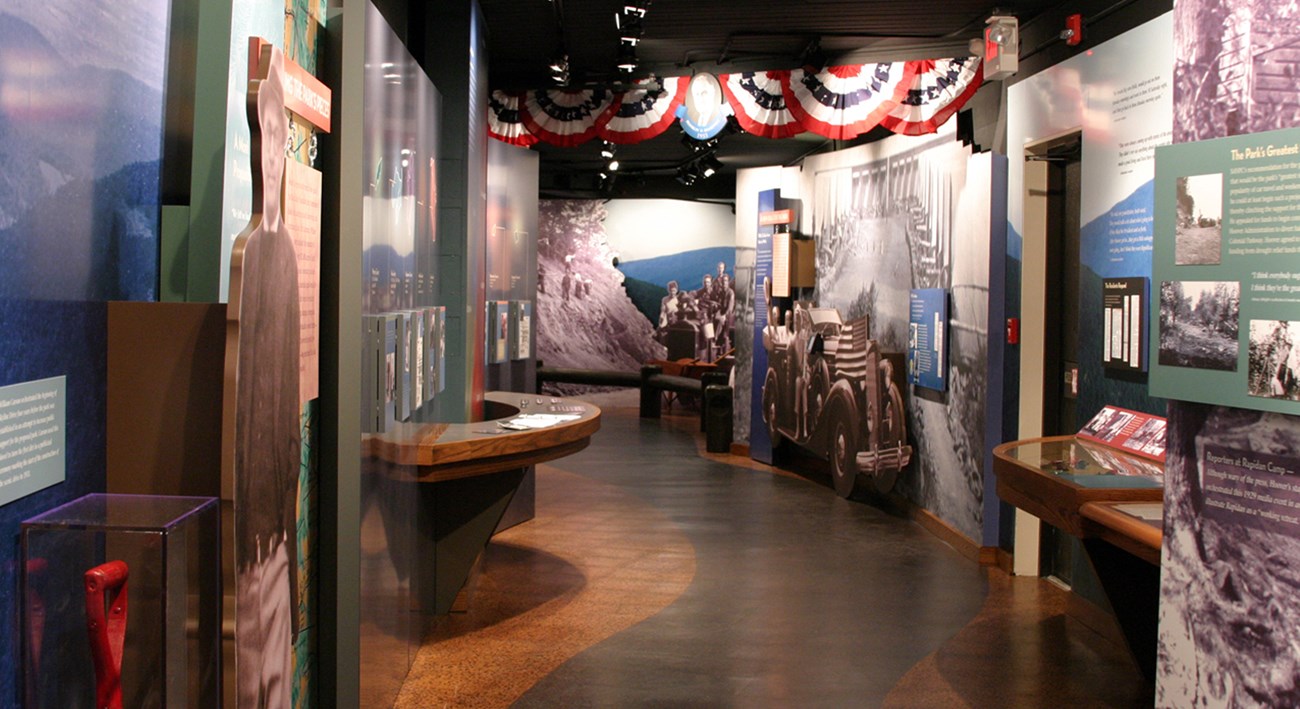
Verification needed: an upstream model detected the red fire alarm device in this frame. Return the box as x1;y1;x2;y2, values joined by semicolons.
1063;14;1083;46
1006;318;1020;345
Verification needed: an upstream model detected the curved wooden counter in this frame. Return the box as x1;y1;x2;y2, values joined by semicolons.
362;392;601;616
1079;501;1163;566
995;434;1165;680
364;392;601;481
993;435;1163;538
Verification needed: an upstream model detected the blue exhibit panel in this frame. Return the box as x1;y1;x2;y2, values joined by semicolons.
908;288;948;392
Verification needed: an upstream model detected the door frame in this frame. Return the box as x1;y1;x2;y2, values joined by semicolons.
1014;129;1081;576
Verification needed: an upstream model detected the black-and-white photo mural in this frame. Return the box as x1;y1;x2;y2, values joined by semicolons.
1174;0;1300;143
1158;402;1300;707
537;200;666;389
803;131;995;540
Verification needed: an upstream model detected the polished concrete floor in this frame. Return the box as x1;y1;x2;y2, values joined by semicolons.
394;391;1152;708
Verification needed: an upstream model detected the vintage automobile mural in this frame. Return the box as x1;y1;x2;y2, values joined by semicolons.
761;305;912;497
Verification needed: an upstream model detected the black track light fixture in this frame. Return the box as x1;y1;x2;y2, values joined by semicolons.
616;43;638;73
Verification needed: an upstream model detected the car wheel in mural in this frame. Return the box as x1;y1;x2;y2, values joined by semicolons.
826;391;860;498
761;306;912;498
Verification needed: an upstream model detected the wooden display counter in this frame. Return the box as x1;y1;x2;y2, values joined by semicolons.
994;434;1164;679
993;435;1163;540
363;392;601;614
1079;501;1163;566
364;392;601;479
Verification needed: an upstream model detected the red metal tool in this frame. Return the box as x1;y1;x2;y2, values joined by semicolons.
84;560;129;709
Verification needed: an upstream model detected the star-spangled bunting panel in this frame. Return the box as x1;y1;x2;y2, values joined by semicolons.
720;71;802;139
783;63;918;141
879;58;984;136
487;90;538;147
490;59;982;147
518;88;617;147
597;77;686;144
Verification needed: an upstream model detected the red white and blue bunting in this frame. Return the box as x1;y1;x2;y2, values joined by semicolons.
783;63;917;141
879;58;984;136
490;58;982;147
487;90;538;147
518;88;617;147
721;71;802;139
597;77;686;144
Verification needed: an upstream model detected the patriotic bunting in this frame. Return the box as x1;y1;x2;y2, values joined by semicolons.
489;59;982;147
720;71;802;139
784;63;918;140
519;88;617;147
597;77;686;144
487;90;538;147
879;58;983;136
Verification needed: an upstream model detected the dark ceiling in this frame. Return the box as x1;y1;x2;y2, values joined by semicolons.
476;0;1075;201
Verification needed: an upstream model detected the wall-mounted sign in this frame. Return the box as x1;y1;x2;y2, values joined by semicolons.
0;376;66;507
1103;277;1147;371
510;301;533;360
771;232;791;298
1151;126;1300;414
908;289;948;391
487;300;509;363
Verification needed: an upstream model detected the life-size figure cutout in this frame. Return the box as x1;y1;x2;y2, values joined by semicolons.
228;42;301;709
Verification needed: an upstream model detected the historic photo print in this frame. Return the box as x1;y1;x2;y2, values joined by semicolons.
1248;319;1300;400
1174;173;1223;265
1159;280;1239;371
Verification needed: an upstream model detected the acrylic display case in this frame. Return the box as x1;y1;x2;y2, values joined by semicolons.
22;494;220;708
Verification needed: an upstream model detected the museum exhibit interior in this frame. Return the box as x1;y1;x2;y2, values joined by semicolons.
5;0;1300;705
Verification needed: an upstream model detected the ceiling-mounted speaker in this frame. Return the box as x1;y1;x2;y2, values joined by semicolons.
983;16;1018;81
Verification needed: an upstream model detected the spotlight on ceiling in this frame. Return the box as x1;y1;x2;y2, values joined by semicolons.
607;159;620;171
549;51;570;84
675;165;698;186
700;154;723;179
616;43;638;73
680;134;719;153
600;141;616;159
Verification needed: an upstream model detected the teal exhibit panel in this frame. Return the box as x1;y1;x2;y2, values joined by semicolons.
1157;7;1300;706
1151;128;1300;415
0;0;169;702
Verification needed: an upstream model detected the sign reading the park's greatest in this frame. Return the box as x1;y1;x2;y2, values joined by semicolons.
1151;127;1300;414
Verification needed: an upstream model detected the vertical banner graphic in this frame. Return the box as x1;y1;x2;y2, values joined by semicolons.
750;192;783;464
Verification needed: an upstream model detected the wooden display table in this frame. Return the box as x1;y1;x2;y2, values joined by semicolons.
1079;501;1163;566
364;392;601;614
993;435;1163;538
365;392;601;480
994;435;1164;679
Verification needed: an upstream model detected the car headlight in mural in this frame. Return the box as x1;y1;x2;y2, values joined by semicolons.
761;304;912;497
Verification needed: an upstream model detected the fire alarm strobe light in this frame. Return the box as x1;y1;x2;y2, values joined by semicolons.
983;16;1019;81
1062;14;1082;46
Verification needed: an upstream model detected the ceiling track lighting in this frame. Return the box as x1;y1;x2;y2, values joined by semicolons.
616;43;638;73
548;49;570;85
600;141;616;159
700;154;723;178
673;148;721;187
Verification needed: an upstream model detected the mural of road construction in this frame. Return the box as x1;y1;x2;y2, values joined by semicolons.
799;132;994;540
761;302;912;498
